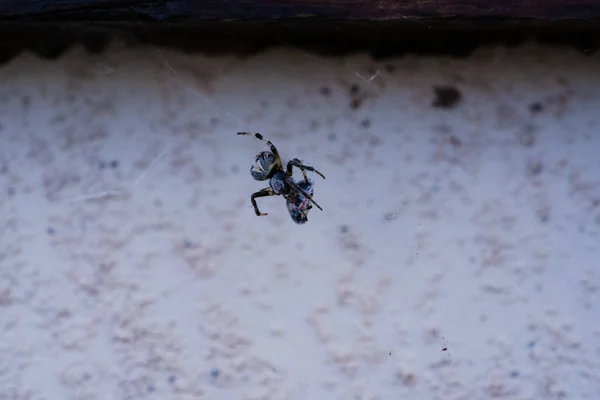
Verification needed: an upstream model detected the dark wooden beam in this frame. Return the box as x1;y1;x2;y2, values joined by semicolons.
1;0;600;21
0;1;598;61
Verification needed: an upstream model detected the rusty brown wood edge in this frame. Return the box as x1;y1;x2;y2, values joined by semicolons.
1;0;600;21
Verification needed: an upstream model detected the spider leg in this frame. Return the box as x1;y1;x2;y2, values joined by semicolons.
300;169;309;183
237;132;283;169
250;187;277;217
286;158;326;180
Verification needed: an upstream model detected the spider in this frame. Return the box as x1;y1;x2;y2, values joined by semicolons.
237;131;326;224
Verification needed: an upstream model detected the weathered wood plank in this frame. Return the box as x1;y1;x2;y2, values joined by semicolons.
0;2;598;61
1;0;600;21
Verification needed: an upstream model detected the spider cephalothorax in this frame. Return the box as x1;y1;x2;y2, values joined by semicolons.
237;131;325;224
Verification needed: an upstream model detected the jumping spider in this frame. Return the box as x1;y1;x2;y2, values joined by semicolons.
237;132;326;224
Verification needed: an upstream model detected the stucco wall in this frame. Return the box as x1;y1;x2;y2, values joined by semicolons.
1;43;599;399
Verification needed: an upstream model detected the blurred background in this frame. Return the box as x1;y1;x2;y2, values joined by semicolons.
0;41;599;399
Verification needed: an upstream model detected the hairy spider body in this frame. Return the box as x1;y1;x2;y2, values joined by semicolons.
237;131;325;223
250;151;277;181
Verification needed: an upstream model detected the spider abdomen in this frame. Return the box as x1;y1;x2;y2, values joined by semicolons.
286;179;314;224
250;151;276;181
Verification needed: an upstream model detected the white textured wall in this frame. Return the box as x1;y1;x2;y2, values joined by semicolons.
1;43;599;400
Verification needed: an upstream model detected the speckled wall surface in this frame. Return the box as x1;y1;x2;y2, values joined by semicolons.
0;44;599;399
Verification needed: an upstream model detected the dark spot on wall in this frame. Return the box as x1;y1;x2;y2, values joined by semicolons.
432;86;462;108
349;84;360;95
385;64;396;73
398;371;416;386
320;86;331;97
526;160;543;176
184;239;197;248
339;224;349;234
529;102;543;114
449;135;461;146
360;118;371;128
350;98;362;110
427;327;441;340
383;211;398;222
110;160;119;169
536;207;550;223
